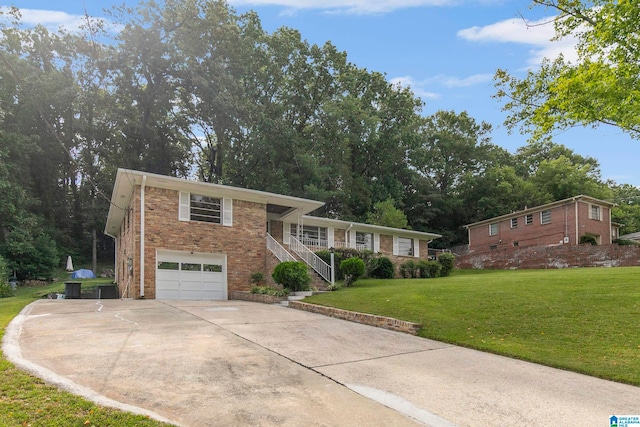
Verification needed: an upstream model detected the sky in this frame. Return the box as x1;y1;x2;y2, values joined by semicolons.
4;0;640;187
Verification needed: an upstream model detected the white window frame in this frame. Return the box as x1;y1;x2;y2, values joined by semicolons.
489;223;499;236
540;209;551;225
525;214;533;225
179;191;232;226
589;204;602;221
291;224;328;247
393;236;415;257
510;218;518;229
356;231;374;251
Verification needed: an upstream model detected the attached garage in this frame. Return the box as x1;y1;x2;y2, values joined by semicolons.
156;250;227;300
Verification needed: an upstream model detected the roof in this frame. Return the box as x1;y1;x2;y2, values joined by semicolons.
464;195;617;229
105;169;441;241
619;231;640;241
104;169;325;237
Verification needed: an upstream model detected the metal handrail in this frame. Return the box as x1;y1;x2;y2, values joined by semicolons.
266;233;297;262
289;236;332;283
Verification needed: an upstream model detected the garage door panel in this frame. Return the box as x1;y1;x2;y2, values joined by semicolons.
155;250;227;300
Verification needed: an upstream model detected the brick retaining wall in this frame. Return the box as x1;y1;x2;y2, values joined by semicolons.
288;301;422;335
456;244;640;270
230;291;287;304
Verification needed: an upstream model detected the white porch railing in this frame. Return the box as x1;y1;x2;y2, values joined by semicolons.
298;238;371;252
289;236;332;283
267;233;297;262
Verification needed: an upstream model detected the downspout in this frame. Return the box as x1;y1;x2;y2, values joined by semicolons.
140;175;147;298
574;200;579;244
345;223;353;248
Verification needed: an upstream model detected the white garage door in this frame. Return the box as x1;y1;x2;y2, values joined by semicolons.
156;250;227;300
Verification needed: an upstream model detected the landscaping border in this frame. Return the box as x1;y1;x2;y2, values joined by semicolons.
288;301;422;335
230;291;287;304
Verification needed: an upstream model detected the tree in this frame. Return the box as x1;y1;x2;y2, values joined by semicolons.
366;199;409;229
494;1;640;141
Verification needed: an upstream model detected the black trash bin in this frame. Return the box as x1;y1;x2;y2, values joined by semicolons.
97;284;118;299
64;281;81;299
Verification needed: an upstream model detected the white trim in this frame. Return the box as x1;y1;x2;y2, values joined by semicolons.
392;236;399;256
222;198;233;226
413;238;420;258
373;233;380;252
349;230;357;248
283;221;291;244
328;227;334;248
179;191;190;221
140;175;147;298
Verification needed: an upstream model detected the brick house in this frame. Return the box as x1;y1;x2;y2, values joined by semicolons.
464;195;619;253
104;169;441;300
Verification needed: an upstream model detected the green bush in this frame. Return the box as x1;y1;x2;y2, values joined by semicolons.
613;239;638;246
368;256;395;279
438;252;455;277
418;260;442;278
580;235;598;245
251;286;289;297
0;256;12;298
272;261;311;292
399;260;418;278
250;272;265;285
340;257;365;287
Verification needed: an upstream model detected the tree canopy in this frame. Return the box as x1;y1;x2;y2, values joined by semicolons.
494;0;640;141
0;0;637;278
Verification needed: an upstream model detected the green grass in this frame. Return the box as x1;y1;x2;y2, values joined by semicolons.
0;280;175;427
305;267;640;386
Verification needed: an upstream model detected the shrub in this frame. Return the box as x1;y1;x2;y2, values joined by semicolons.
613;239;638;246
438;253;455;277
399;260;418;278
250;272;265;285
251;286;289;297
580;235;598;245
418;260;442;278
272;261;311;292
0;256;13;298
368;256;395;279
340;257;366;287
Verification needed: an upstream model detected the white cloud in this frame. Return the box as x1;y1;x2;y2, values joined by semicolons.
390;73;493;100
458;16;579;66
390;76;441;99
1;7;117;34
229;0;454;15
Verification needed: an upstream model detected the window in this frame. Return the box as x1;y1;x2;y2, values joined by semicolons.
590;205;602;221
510;218;518;229
489;223;499;236
179;192;232;226
356;232;374;251
190;195;221;223
291;224;327;246
157;262;179;270
397;237;414;256
490;244;498;250
513;241;519;247
540;210;551;225
203;264;222;272
525;214;533;225
181;263;201;271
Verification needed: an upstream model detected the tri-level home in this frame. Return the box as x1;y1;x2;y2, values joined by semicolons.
464;195;619;253
105;169;441;300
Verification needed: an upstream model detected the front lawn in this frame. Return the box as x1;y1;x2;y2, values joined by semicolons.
0;281;174;427
304;267;640;386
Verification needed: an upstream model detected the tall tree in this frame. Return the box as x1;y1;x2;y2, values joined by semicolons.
494;0;640;141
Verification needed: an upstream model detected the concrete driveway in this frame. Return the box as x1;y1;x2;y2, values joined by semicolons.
4;299;640;427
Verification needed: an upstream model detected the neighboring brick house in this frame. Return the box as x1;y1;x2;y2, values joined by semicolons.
464;195;618;253
105;169;441;300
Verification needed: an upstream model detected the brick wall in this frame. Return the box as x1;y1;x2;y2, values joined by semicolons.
456;244;640;270
119;186;268;298
468;200;614;252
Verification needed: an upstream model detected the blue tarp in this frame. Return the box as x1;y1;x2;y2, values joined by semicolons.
70;269;95;279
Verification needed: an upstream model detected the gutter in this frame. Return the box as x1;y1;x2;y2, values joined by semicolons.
140;175;147;298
